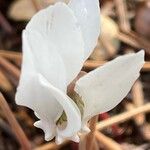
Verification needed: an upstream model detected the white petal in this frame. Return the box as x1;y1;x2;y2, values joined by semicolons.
16;32;81;142
70;134;80;143
19;31;35;76
34;120;56;141
75;50;145;128
16;71;63;141
16;72;81;142
68;0;100;60
26;2;84;84
23;30;66;91
39;74;81;140
18;30;65;119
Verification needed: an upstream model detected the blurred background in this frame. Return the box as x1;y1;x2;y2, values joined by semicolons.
0;0;150;149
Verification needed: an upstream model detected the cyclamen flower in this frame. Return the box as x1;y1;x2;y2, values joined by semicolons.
16;0;145;144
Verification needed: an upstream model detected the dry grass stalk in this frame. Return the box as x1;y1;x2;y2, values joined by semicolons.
114;0;131;32
0;93;31;150
95;131;122;150
132;80;145;125
0;67;18;87
96;103;150;130
0;50;22;66
117;32;150;56
15;108;34;126
2;50;149;71
0;50;21;60
100;36;117;58
0;118;17;141
31;0;41;11
117;32;141;48
126;103;150;141
125;103;143;125
128;32;150;56
0;56;20;80
143;62;150;71
34;140;69;150
83;60;106;70
0;11;13;34
84;60;150;71
0;70;13;92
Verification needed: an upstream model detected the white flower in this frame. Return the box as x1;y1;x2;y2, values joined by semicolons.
16;0;145;144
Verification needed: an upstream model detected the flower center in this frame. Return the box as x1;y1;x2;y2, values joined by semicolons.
56;92;84;125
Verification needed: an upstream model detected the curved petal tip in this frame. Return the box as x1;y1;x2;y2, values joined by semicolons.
70;134;80;143
136;50;145;62
55;135;65;145
81;125;90;133
34;120;56;141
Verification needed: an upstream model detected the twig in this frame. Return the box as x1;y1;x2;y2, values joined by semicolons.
125;103;143;124
143;62;150;71
84;60;150;71
0;93;31;150
100;36;117;58
95;131;122;150
128;32;150;56
15;108;34;126
3;49;149;72
0;118;18;143
1;67;19;87
99;113;122;136
0;50;22;66
117;32;150;56
117;32;141;48
0;11;14;34
114;0;131;32
101;1;115;16
96;103;150;130
34;140;69;150
83;60;106;70
0;70;13;92
31;0;41;11
0;56;20;80
0;50;22;62
132;80;145;125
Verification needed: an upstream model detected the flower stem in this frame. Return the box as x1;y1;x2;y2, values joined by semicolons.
86;116;99;150
79;116;99;150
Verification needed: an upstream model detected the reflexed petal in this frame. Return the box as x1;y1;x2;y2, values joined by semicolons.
26;2;84;84
16;72;81;142
68;0;100;60
34;74;81;142
75;50;145;130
